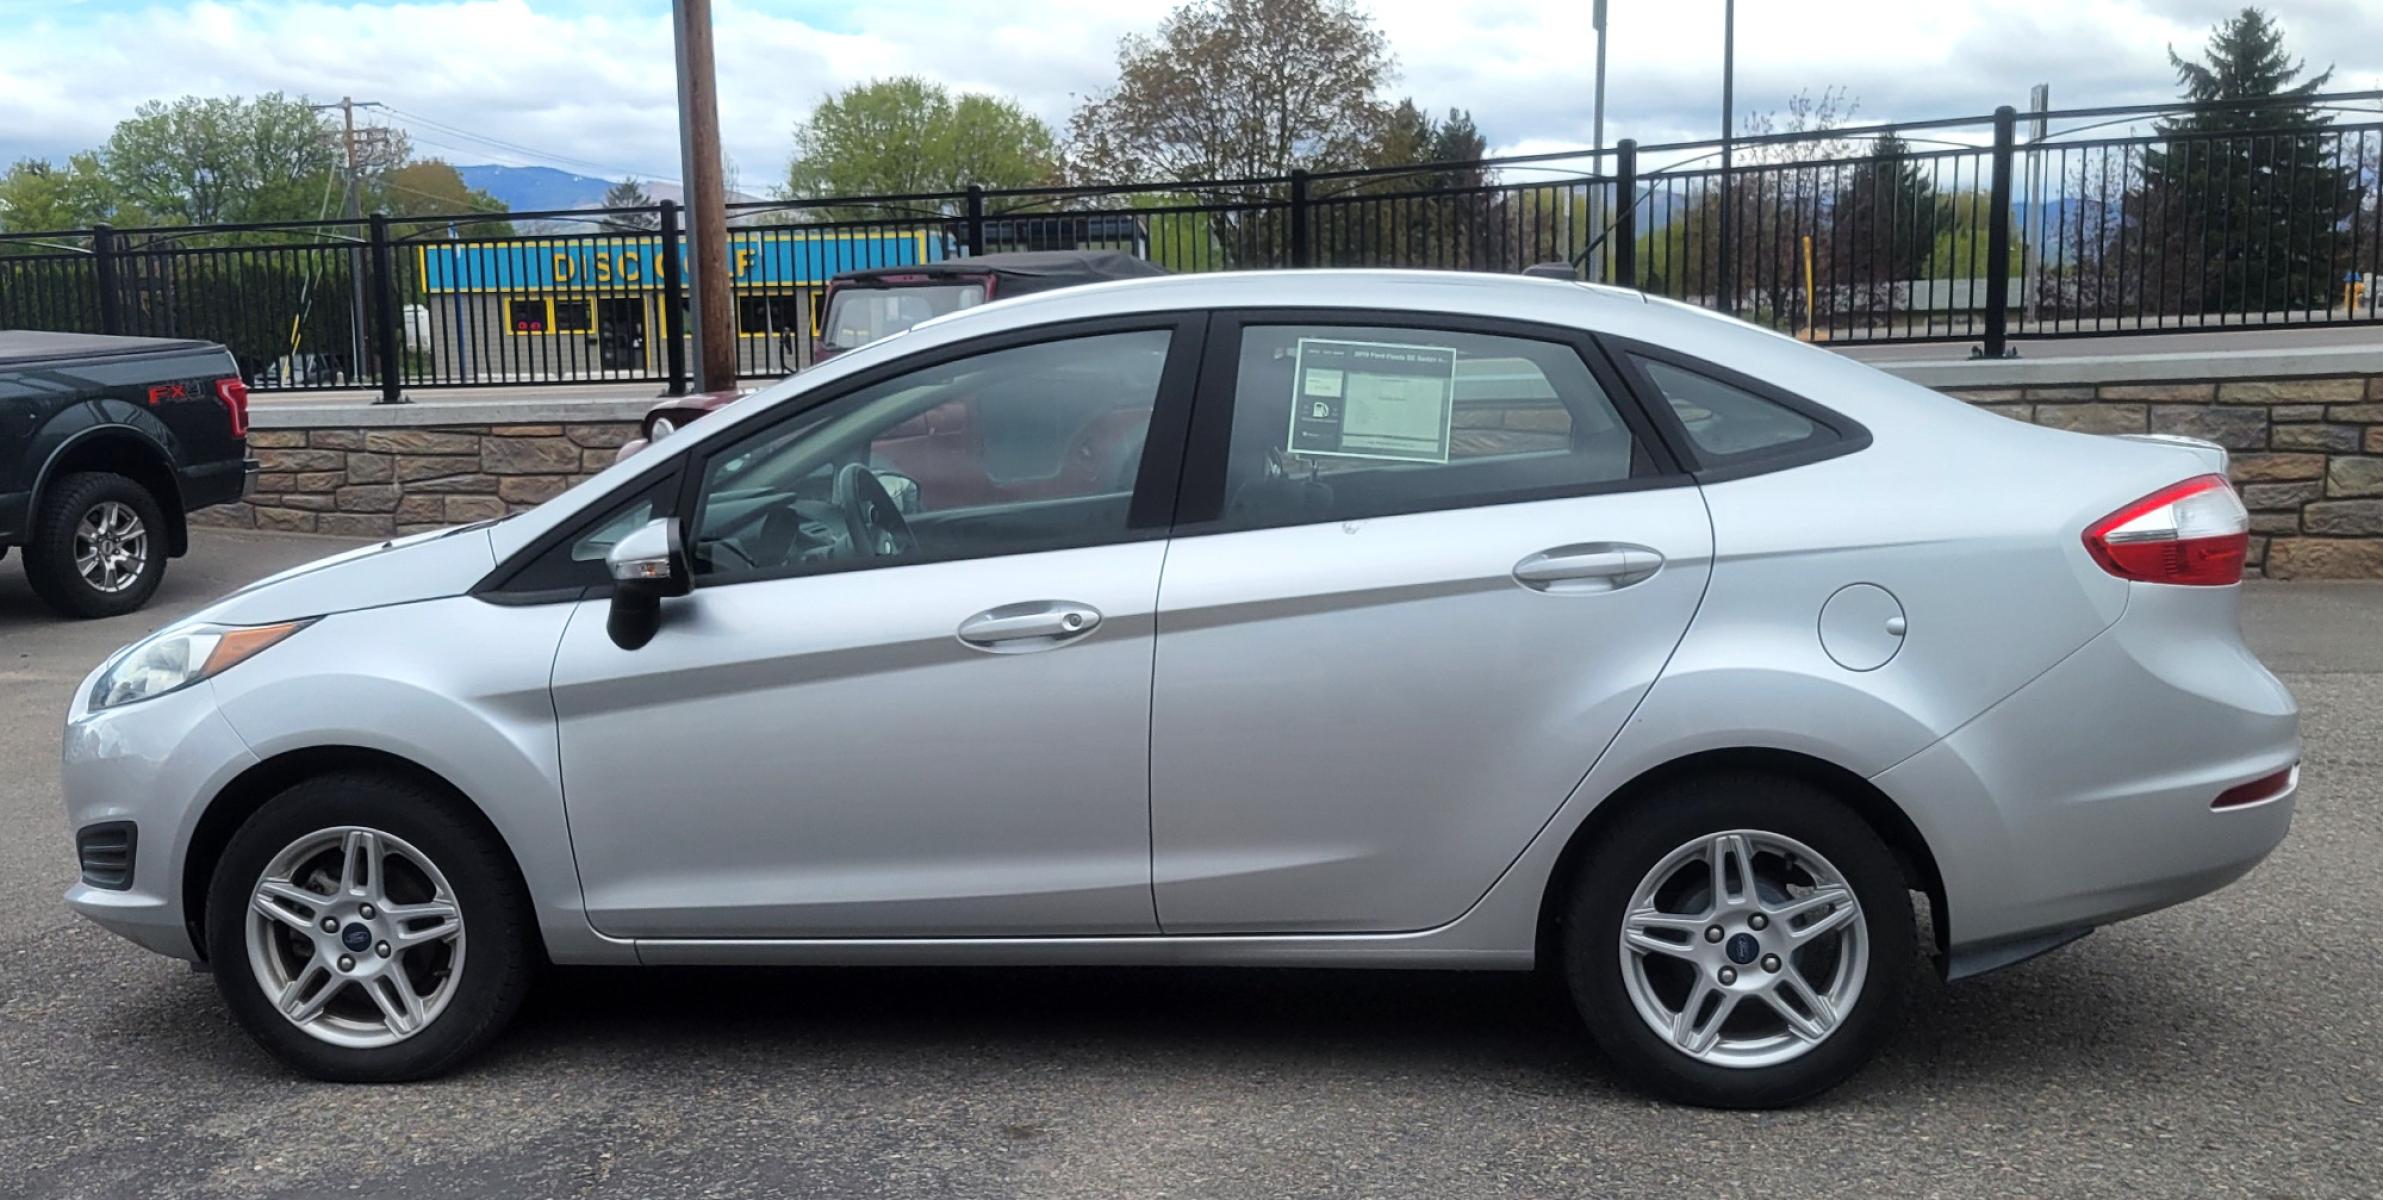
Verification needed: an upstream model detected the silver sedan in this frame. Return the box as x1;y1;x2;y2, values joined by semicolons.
60;271;2297;1107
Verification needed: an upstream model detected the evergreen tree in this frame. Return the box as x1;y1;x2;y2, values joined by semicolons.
601;177;659;230
2133;7;2359;314
1830;133;1946;316
1330;103;1490;267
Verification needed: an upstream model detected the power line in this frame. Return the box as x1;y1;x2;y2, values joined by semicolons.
378;104;680;185
376;177;513;215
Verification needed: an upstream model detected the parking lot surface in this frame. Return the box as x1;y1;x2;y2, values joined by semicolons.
2;530;2377;1199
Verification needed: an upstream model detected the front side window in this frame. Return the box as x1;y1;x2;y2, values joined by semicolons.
1219;324;1649;529
689;328;1172;582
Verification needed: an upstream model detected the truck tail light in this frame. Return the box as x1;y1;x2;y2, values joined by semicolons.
213;377;250;438
2082;474;2247;586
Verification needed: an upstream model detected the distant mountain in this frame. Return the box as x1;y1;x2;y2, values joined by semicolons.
456;165;614;213
455;164;762;221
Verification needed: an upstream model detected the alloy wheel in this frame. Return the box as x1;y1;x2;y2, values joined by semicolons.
73;501;148;593
1616;829;1868;1069
244;826;467;1049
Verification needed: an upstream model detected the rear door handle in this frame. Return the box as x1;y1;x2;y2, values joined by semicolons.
1513;543;1664;593
958;601;1103;652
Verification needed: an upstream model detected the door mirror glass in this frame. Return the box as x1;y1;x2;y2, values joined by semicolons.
605;518;689;649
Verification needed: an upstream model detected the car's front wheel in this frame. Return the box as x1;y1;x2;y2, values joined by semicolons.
1562;773;1915;1108
204;771;536;1081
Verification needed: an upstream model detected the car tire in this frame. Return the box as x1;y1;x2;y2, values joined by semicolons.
23;471;168;618
204;770;537;1082
1561;772;1915;1109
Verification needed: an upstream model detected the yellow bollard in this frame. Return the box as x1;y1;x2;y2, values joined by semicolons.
1801;235;1818;342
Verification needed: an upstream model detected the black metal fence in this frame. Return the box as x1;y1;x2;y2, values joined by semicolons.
3;92;2377;397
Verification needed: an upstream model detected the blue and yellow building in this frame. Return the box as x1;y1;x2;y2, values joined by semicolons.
412;227;947;380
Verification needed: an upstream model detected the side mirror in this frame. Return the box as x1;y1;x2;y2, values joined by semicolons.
605;518;690;650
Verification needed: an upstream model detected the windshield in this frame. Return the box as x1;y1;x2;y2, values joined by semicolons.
819;282;986;351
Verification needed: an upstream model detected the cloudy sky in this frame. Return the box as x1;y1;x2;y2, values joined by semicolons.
1;0;2378;188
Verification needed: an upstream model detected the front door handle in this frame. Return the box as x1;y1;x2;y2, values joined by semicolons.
1513;543;1664;593
958;601;1103;652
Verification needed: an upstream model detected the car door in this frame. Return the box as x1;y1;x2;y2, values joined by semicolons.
1149;312;1714;934
547;316;1202;939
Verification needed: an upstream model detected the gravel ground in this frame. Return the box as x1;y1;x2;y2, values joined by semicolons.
1;530;2376;1199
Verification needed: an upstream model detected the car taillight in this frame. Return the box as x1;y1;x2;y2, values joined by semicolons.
2082;474;2248;586
213;377;250;438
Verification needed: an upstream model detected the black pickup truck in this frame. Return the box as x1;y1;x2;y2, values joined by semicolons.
0;332;256;617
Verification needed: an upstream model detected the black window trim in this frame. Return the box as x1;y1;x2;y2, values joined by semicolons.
1597;334;1872;483
1172;308;1690;535
675;312;1207;592
472;462;687;606
477;312;1206;603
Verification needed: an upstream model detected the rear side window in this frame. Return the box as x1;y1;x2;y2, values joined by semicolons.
1218;324;1652;530
1631;356;1820;460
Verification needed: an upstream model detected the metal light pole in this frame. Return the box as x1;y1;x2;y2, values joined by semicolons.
1588;0;1609;280
1717;0;1736;314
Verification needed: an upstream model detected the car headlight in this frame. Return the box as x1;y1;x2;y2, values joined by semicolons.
90;620;314;712
649;415;677;440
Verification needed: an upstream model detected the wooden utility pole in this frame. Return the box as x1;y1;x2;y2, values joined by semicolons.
312;96;386;383
671;0;736;392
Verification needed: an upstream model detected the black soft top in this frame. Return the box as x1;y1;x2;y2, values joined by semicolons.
832;250;1167;295
0;330;221;367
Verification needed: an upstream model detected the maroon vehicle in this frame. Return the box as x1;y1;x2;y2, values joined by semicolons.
615;250;1166;462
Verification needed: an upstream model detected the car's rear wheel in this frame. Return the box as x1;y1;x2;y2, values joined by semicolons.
204;771;535;1081
1562;772;1914;1108
24;471;167;618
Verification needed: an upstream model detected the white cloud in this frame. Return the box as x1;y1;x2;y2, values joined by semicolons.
0;0;2376;193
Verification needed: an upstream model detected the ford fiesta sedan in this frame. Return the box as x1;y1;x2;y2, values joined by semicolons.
61;271;2297;1107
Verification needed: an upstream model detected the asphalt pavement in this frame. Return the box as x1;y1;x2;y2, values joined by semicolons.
1;531;2377;1199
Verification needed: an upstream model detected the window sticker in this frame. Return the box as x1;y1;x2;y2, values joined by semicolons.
1286;338;1457;464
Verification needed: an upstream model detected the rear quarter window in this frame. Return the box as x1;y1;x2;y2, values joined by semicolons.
1617;348;1859;473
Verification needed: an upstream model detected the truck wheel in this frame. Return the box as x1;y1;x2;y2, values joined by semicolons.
24;472;169;618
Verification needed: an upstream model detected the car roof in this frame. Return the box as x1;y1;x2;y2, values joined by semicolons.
905;269;1643;334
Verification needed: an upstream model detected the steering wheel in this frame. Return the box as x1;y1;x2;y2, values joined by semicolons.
831;462;916;561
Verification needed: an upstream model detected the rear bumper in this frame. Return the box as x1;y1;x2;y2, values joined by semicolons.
181;456;259;510
1876;583;2297;959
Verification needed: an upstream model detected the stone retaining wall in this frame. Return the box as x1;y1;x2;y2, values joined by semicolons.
1942;374;2383;578
192;422;639;538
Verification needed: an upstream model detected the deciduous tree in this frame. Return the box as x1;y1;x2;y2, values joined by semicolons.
785;77;1058;206
102;93;341;226
376;160;513;236
0;153;130;235
1069;0;1392;184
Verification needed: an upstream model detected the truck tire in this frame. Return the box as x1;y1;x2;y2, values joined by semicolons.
24;471;169;618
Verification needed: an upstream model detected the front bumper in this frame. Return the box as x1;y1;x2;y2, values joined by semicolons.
60;668;258;961
1876;584;2298;959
